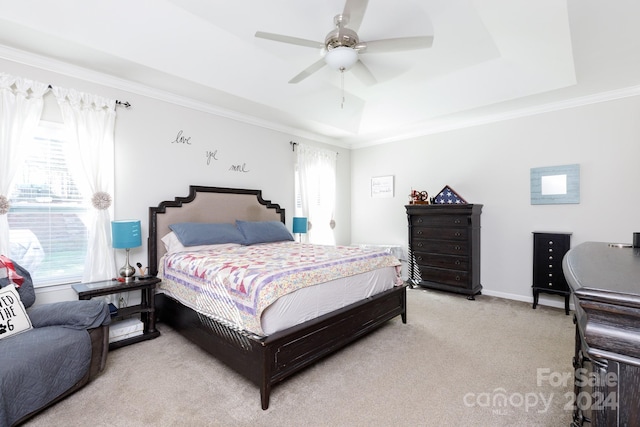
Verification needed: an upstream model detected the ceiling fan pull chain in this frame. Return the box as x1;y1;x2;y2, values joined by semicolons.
341;69;345;109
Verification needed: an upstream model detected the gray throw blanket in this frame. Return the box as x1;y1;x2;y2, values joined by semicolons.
0;299;110;426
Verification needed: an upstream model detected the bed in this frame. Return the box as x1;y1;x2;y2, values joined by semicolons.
148;185;407;409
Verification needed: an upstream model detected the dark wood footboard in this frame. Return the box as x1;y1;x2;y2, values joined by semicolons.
156;284;407;409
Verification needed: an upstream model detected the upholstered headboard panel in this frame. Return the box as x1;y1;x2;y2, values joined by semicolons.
148;186;285;276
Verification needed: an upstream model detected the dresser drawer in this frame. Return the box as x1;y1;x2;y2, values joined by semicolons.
412;239;468;255
412;215;470;228
417;266;470;288
413;251;469;270
412;226;468;241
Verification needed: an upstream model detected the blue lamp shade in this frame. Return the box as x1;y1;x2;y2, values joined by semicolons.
292;217;308;234
111;220;142;249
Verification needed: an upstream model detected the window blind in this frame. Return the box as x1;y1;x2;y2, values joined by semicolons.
7;123;89;287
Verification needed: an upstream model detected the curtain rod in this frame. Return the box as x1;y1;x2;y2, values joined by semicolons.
47;85;131;108
289;140;338;155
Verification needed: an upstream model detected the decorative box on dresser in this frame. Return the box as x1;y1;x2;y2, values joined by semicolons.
563;242;640;426
532;231;572;315
406;204;482;300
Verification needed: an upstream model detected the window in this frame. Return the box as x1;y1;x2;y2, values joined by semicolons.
294;145;337;245
7;122;90;287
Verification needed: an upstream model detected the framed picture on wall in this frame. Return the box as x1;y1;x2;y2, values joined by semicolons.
371;175;394;198
530;164;580;204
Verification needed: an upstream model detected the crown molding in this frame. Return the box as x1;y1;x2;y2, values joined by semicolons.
349;85;640;149
3;44;639;151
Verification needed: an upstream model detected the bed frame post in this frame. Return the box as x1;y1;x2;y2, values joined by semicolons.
260;346;272;410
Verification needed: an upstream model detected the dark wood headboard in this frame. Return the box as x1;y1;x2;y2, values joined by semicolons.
148;186;285;276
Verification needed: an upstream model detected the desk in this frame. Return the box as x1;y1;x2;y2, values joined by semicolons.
563;242;640;426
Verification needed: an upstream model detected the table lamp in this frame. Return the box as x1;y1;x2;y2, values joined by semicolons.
292;217;308;242
111;219;142;282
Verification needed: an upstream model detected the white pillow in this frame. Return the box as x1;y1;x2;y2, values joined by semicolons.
0;284;33;340
161;231;240;254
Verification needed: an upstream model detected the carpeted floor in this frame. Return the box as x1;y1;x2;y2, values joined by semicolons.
25;288;575;426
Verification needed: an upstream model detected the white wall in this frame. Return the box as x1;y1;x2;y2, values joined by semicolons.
0;57;351;303
351;95;640;308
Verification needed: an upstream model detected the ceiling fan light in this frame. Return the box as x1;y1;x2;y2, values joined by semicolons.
324;46;358;71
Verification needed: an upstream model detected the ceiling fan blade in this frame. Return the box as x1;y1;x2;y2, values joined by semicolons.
362;36;433;53
288;58;327;84
342;0;369;32
351;60;377;86
255;31;324;49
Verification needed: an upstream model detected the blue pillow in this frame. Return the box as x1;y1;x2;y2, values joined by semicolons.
169;222;245;246
235;220;294;245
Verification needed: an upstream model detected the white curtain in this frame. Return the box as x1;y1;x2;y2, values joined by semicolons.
53;87;116;282
296;144;337;245
0;74;48;256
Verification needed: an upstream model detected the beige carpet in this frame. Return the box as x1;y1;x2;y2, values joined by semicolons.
25;289;575;427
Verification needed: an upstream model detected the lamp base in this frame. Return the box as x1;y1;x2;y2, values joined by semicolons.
119;248;136;282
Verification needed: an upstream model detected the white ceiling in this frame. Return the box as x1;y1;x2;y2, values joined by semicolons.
0;0;639;148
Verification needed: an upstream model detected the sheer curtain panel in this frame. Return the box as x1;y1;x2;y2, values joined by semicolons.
0;74;48;255
53;88;116;282
295;144;337;245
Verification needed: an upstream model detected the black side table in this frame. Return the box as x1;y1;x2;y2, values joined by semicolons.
72;277;161;349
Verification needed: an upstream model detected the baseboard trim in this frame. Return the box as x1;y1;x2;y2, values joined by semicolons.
480;289;574;312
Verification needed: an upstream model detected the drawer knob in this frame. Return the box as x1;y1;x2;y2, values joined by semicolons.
417;230;423;235
548;241;554;245
455;275;461;281
417;256;423;261
548;248;553;253
454;245;461;251
417;242;423;248
417;218;423;223
454;232;461;237
454;219;461;224
455;260;461;265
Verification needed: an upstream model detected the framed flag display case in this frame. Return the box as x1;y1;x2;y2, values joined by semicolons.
433;185;467;205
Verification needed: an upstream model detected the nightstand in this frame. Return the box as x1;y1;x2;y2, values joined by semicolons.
72;277;161;349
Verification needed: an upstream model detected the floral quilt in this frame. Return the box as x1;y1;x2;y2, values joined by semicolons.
160;241;401;336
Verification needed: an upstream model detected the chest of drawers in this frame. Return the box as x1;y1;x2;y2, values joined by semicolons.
531;231;571;315
406;204;482;299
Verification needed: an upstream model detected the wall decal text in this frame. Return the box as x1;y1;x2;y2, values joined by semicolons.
206;150;219;165
171;130;191;145
229;163;250;173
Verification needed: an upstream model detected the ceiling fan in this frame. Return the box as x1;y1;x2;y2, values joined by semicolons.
255;0;433;85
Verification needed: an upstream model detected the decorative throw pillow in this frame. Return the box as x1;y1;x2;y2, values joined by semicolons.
235;220;294;245
0;284;33;340
161;231;241;254
0;257;35;308
169;222;246;246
